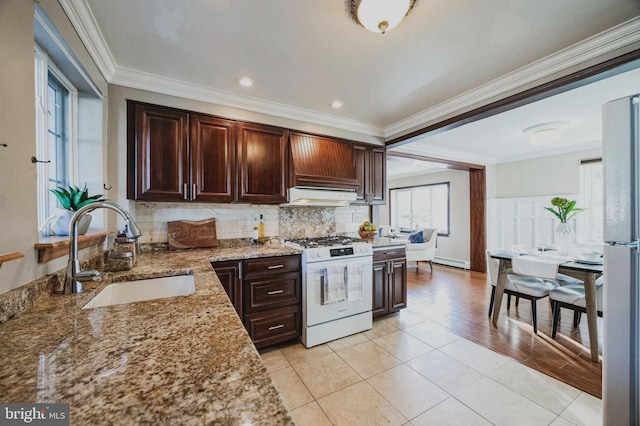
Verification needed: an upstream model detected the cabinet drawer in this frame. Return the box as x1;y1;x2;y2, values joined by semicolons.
373;247;406;262
244;305;300;349
244;272;301;313
243;255;301;278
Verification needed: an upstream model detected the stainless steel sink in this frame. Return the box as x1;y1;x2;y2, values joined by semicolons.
82;274;195;309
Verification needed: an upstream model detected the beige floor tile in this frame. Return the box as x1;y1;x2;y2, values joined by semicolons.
383;310;426;329
280;341;333;366
293;352;363;399
337;340;402;378
327;332;369;351
317;381;407;426
455;377;557;426
559;392;603;426
259;347;290;372
549;417;576;426
411;397;492;426
367;365;448;419
407;350;483;394
489;360;581;415
362;318;399;339
269;366;314;410
291;401;332;426
439;338;509;374
403;320;461;348
372;330;433;362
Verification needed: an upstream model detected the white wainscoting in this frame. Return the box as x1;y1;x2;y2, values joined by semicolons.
486;195;581;250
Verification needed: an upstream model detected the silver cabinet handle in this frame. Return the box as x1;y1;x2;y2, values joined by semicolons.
268;264;284;269
192;183;196;200
183;183;188;200
267;289;284;295
384;252;397;255
268;324;284;331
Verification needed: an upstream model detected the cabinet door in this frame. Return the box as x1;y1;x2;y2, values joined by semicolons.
372;260;389;318
190;114;236;202
237;122;288;203
389;258;407;312
127;101;189;201
353;145;367;203
244;271;301;314
211;260;242;317
369;147;386;204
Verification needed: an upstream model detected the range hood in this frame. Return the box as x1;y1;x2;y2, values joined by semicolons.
281;187;357;207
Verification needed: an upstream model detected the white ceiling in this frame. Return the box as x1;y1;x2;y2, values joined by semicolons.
65;0;640;172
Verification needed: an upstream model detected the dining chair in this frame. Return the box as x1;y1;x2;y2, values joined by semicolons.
549;276;604;339
486;250;560;333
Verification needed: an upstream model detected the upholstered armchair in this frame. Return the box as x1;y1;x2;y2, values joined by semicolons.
405;228;437;273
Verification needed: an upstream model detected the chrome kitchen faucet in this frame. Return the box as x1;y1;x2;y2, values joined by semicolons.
61;201;142;294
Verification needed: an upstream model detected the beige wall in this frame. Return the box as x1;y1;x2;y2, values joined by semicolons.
494;148;602;198
378;170;471;265
0;0;107;294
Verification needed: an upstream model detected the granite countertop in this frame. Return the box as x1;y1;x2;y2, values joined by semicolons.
0;244;300;425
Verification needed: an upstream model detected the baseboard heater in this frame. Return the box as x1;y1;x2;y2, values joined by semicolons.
432;257;470;270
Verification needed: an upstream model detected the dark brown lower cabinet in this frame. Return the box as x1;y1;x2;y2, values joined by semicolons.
210;260;242;318
372;247;407;318
212;254;301;349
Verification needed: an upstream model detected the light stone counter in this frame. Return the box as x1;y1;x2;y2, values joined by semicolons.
0;244;300;425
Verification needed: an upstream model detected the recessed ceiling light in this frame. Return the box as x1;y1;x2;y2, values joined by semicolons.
238;77;254;87
330;100;344;109
522;121;568;146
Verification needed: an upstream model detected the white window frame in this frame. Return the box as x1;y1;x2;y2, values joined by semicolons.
578;159;604;244
35;43;78;228
390;182;451;235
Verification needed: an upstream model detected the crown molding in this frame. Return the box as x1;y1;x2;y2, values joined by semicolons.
59;0;117;81
385;16;640;139
110;67;385;137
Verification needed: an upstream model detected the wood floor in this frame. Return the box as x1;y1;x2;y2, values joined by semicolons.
407;262;602;398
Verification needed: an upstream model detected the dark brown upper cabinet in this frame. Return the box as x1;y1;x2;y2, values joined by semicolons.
127;102;190;201
237;122;289;204
190;114;236;202
128;101;288;204
353;144;386;205
289;132;359;190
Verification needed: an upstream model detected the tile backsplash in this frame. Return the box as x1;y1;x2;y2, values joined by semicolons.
134;202;369;243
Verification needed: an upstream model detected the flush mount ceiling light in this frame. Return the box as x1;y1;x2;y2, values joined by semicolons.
330;100;344;109
522;121;567;146
348;0;417;34
238;77;254;87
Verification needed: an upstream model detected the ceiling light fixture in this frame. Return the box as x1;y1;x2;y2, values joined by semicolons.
348;0;416;34
522;122;566;146
238;77;254;87
330;100;344;109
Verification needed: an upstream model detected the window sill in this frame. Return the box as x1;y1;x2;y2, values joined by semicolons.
34;229;110;263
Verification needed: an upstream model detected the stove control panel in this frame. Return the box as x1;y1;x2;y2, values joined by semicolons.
330;247;354;257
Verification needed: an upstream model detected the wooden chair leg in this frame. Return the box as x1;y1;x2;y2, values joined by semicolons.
415;261;419;273
429;260;433;273
531;299;538;334
507;294;512;310
552;300;561;339
488;287;496;317
516;296;520;307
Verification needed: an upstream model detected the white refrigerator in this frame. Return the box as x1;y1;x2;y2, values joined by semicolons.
603;94;640;425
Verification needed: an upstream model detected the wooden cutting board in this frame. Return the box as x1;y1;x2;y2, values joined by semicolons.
167;218;218;250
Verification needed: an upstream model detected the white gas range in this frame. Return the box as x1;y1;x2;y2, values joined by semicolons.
284;236;373;347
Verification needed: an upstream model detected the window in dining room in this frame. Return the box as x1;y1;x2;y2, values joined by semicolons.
390;182;450;235
578;159;603;243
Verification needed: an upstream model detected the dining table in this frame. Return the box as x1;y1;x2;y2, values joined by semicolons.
489;250;604;362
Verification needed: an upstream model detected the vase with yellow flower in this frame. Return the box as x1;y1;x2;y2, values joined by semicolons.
545;197;586;255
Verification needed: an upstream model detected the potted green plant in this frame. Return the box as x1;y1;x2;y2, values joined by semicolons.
544;197;586;255
49;184;105;236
